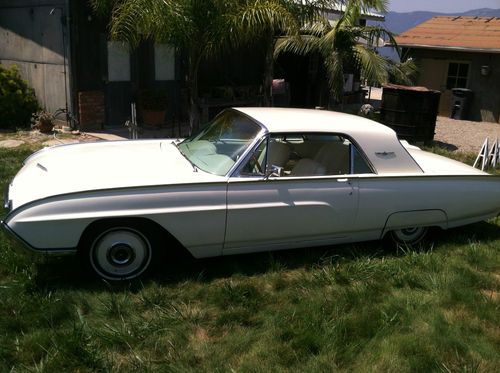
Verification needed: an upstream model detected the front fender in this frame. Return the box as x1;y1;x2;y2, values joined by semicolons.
3;183;227;257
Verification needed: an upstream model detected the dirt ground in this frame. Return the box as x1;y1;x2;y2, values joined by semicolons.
434;116;500;154
0;130;99;148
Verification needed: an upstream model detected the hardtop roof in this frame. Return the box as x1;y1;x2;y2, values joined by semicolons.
233;107;395;137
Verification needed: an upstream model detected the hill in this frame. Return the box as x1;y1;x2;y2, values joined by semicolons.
384;8;500;35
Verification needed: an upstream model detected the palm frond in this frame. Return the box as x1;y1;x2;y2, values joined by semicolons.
358;0;389;13
89;0;117;17
106;0;174;46
323;50;345;101
274;34;322;58
227;0;301;43
337;0;388;28
353;44;388;84
387;58;418;85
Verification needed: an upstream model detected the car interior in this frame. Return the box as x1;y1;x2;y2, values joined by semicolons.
241;133;373;177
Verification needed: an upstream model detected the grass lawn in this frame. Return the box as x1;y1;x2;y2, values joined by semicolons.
1;141;499;372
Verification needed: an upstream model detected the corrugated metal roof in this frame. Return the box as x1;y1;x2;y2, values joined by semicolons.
325;3;385;21
394;16;500;53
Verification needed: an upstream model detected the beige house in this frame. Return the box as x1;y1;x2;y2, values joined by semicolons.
395;16;500;123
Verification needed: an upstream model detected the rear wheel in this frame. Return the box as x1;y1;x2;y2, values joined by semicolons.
89;226;153;280
390;226;429;246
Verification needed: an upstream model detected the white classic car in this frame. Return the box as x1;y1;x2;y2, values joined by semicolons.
2;108;500;280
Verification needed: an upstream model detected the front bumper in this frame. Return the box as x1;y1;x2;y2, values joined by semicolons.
0;219;33;256
3;183;11;211
1;220;76;256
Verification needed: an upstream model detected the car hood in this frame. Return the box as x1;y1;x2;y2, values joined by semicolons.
7;139;226;209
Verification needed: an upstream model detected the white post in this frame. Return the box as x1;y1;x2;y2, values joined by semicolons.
489;137;499;168
473;138;489;171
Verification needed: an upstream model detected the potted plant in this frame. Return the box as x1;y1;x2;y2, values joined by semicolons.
31;110;55;133
140;89;167;127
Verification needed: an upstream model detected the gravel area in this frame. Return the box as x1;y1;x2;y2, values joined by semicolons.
434;116;500;154
367;86;500;154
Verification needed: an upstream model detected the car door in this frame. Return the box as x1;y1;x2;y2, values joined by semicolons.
224;133;366;254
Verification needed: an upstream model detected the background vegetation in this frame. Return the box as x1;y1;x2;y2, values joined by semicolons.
91;0;412;130
0;65;39;129
0;141;499;371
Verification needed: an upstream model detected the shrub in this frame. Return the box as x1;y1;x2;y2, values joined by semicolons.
0;64;40;129
31;110;55;133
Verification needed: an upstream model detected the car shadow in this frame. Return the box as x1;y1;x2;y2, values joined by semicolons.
430;140;458;152
30;220;500;291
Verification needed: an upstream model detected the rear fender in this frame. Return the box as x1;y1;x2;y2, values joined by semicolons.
381;209;448;238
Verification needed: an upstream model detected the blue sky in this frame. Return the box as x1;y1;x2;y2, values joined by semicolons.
389;0;500;13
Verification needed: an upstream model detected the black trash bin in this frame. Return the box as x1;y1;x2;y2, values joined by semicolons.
450;88;473;120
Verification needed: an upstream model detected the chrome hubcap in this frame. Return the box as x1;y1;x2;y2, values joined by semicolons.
401;227;419;236
90;228;151;280
108;243;136;266
393;226;427;244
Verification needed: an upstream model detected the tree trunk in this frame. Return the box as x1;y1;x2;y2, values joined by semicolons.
188;80;200;135
187;53;201;134
262;33;275;107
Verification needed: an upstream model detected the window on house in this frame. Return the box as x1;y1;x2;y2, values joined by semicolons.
446;62;469;89
107;41;131;82
154;44;175;81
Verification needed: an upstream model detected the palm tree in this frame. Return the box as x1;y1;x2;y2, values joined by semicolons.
91;0;324;131
91;0;236;132
226;1;335;106
274;0;417;105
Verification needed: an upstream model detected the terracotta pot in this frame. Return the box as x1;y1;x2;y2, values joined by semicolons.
142;110;166;127
37;120;54;133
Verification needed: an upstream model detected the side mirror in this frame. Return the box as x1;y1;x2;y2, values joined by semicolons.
264;165;283;179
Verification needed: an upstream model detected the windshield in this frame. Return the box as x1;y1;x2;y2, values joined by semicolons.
177;110;262;176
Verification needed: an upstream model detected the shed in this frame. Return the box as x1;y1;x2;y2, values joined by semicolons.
394;16;500;123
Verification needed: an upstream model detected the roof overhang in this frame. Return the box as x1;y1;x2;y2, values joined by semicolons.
393;44;500;54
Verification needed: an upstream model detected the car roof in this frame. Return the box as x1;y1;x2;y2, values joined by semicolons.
233;107;423;175
233;107;395;137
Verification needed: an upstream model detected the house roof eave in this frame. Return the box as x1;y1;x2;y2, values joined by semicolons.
385;43;500;54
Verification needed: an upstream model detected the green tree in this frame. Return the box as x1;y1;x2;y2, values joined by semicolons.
274;0;417;105
226;1;332;107
92;0;230;132
92;0;321;132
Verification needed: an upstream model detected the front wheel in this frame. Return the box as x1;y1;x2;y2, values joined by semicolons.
89;226;153;280
390;226;429;246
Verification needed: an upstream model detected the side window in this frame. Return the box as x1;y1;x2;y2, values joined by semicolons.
351;144;373;174
285;134;373;177
239;136;293;176
239;133;373;177
240;139;267;176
